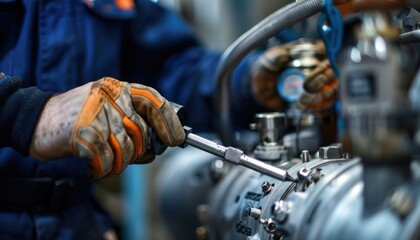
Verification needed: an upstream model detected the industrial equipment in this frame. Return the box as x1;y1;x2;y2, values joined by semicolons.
155;1;420;239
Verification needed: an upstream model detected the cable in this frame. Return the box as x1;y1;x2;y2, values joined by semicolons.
317;0;343;78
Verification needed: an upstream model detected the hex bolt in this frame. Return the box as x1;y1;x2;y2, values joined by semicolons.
249;207;262;219
297;168;310;181
261;181;273;193
319;146;341;159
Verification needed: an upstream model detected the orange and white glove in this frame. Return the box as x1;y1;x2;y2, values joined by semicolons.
30;77;185;179
251;47;290;110
298;59;338;110
252;46;338;111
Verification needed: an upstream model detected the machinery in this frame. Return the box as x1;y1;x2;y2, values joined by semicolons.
155;1;420;239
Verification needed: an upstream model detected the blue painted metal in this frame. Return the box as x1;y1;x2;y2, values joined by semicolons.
122;165;149;240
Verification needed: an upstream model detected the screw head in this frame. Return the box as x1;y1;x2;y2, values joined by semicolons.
297;168;310;181
249;207;262;219
261;181;273;193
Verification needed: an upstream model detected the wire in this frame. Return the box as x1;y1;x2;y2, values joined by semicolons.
317;0;343;78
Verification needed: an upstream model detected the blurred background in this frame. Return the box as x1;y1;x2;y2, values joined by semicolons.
156;0;292;50
93;1;292;239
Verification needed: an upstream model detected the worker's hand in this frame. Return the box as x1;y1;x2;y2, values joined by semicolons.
251;46;338;111
251;47;290;110
29;77;185;179
298;59;338;110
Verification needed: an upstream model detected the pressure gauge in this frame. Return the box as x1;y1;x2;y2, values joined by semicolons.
277;68;305;102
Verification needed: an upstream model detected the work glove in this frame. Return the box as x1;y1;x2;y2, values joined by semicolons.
251;46;290;110
251;45;338;111
298;59;338;110
30;77;185;179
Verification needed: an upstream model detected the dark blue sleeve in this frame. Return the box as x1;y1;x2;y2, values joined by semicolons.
123;0;264;131
0;74;52;154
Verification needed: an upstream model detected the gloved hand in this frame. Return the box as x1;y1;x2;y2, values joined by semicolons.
251;46;290;110
251;45;338;111
29;77;185;179
298;59;338;110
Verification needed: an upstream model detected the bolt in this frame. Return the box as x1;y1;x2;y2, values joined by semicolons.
259;218;268;225
311;168;323;182
249;207;262;219
301;150;311;162
265;218;277;233
210;159;225;181
388;187;415;219
297;168;310;181
342;152;350;159
319;146;341;159
271;200;292;223
261;181;273;193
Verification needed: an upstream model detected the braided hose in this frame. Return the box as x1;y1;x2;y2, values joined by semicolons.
214;0;324;146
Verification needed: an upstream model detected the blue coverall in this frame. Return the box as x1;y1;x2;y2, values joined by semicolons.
0;0;259;238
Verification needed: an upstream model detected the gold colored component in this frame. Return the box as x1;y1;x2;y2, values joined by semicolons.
355;11;401;41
